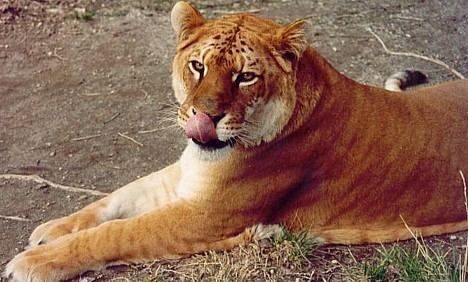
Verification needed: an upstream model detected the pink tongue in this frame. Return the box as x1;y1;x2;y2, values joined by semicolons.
185;112;218;143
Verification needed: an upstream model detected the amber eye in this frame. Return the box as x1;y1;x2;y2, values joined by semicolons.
189;60;205;78
239;72;255;81
236;72;257;85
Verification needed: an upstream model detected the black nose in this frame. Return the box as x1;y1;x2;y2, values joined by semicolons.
210;113;225;125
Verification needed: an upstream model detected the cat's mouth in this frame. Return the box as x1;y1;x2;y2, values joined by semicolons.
191;138;234;151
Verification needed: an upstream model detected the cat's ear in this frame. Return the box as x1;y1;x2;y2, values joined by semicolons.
171;1;205;41
271;20;307;72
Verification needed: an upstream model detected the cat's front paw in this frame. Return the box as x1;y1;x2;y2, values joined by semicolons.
5;246;57;282
29;213;98;247
28;217;71;247
4;238;93;282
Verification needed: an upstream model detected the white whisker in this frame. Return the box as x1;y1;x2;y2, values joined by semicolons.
138;124;181;134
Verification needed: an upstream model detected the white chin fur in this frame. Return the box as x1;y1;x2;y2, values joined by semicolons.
184;140;233;162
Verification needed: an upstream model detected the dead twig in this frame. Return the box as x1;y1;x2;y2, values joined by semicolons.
391;15;424;21
461;171;468;221
118;132;143;147
53;48;65;61
0;215;32;222
212;8;261;14
103;113;120;124
460;170;468;282
0;174;108;196
71;134;102;141
81;92;104;97
141;89;149;99
367;28;465;79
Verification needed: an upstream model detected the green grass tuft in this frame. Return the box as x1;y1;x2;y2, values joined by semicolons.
73;10;96;21
271;228;321;267
103;9;129;18
362;243;465;282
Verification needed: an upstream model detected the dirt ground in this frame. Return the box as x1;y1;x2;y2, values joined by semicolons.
0;0;467;281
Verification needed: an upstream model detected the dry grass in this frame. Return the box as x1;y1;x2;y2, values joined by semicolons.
142;230;323;281
81;229;467;282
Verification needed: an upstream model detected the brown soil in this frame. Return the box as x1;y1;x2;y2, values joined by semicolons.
1;0;467;280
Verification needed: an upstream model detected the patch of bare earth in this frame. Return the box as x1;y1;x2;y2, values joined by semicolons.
1;0;467;281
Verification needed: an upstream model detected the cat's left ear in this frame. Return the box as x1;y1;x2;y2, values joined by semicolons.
171;1;205;41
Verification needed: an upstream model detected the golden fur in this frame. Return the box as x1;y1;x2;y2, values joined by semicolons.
5;1;468;281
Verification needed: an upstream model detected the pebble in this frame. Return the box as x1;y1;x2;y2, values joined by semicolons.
46;8;61;14
35;183;49;190
74;8;86;14
78;195;88;201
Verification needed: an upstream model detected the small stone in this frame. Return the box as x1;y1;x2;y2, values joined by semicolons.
47;8;60;14
449;235;458;240
74;8;86;14
78;195;88;201
35;183;49;190
331;259;339;264
49;151;56;157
